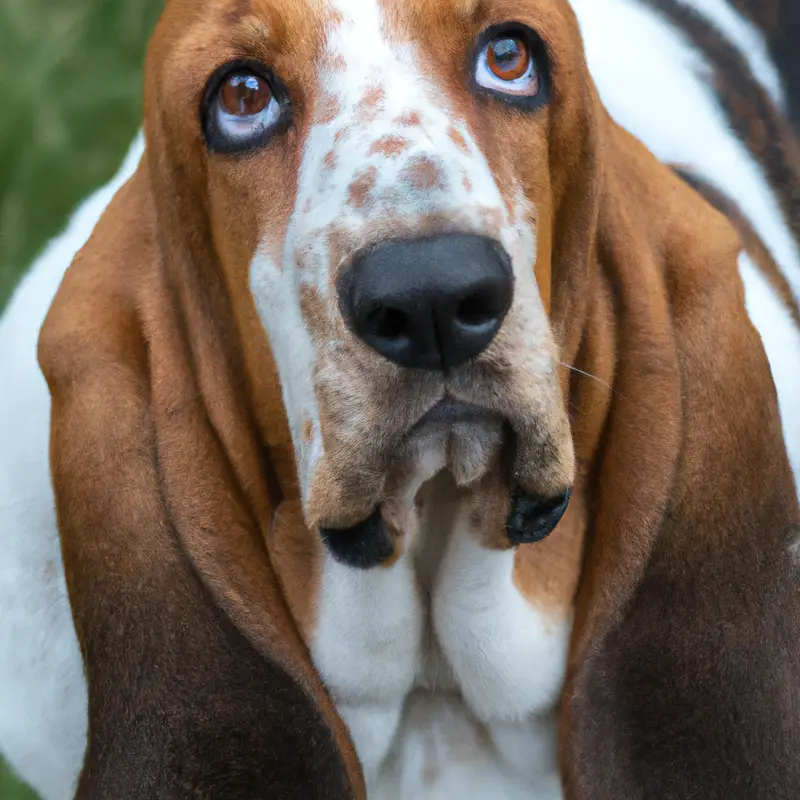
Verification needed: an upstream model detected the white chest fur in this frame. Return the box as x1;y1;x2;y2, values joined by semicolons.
310;472;570;799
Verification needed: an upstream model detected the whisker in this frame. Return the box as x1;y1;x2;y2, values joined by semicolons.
559;362;625;399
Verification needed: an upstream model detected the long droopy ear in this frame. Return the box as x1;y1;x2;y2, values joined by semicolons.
38;153;363;798
558;106;800;797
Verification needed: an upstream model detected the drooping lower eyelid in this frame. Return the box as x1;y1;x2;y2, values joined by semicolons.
216;97;281;132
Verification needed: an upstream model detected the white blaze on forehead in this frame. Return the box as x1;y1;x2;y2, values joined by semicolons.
290;0;532;293
250;0;542;507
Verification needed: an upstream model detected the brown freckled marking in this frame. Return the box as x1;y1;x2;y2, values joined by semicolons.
334;125;352;145
323;150;337;171
356;85;387;123
396;110;422;127
317;94;341;125
448;124;470;153
360;85;385;111
371;212;408;240
406;210;473;238
302;418;314;444
401;155;445;192
348;166;378;208
463;176;473;192
302;197;312;214
368;135;410;158
294;246;310;273
299;284;327;340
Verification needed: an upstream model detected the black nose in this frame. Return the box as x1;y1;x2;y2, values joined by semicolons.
339;234;514;370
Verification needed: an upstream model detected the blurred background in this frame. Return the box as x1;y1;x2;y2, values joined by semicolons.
0;3;162;796
0;0;162;310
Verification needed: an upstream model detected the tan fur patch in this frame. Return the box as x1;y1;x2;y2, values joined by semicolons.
317;94;341;125
396;110;422;127
448;124;470;153
356;85;386;122
348;166;379;209
367;135;410;158
401;155;446;192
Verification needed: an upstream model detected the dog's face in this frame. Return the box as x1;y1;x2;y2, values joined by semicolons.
146;0;590;549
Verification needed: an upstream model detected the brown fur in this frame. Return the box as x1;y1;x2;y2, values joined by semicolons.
37;0;800;796
674;166;800;326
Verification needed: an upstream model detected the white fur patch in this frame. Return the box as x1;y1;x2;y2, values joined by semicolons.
374;693;562;799
312;469;568;797
573;0;800;305
249;254;323;498
680;0;785;108
0;136;144;799
432;517;571;724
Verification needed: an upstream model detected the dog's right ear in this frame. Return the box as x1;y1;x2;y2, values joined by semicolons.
38;151;363;799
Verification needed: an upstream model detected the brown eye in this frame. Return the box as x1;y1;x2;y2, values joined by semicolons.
475;28;542;101
486;37;531;82
202;60;289;153
220;72;272;117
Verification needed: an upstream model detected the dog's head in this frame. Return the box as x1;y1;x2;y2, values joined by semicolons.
39;0;800;794
143;0;602;560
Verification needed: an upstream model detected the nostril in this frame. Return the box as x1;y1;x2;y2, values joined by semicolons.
365;306;408;340
456;293;502;328
342;234;514;370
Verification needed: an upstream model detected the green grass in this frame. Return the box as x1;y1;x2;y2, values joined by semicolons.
0;0;162;309
0;0;162;796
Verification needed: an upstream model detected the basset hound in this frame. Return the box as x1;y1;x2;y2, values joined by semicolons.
1;0;800;798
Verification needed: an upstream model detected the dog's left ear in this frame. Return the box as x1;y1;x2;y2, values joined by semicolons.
39;130;363;797
556;104;800;797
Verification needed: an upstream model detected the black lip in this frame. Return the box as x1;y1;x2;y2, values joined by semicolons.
319;508;394;569
506;487;571;544
418;398;498;427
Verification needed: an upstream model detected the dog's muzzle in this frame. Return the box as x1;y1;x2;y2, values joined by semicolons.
319;233;572;568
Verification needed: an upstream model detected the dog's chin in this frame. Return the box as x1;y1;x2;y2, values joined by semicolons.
400;399;508;488
316;400;508;568
313;398;574;569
